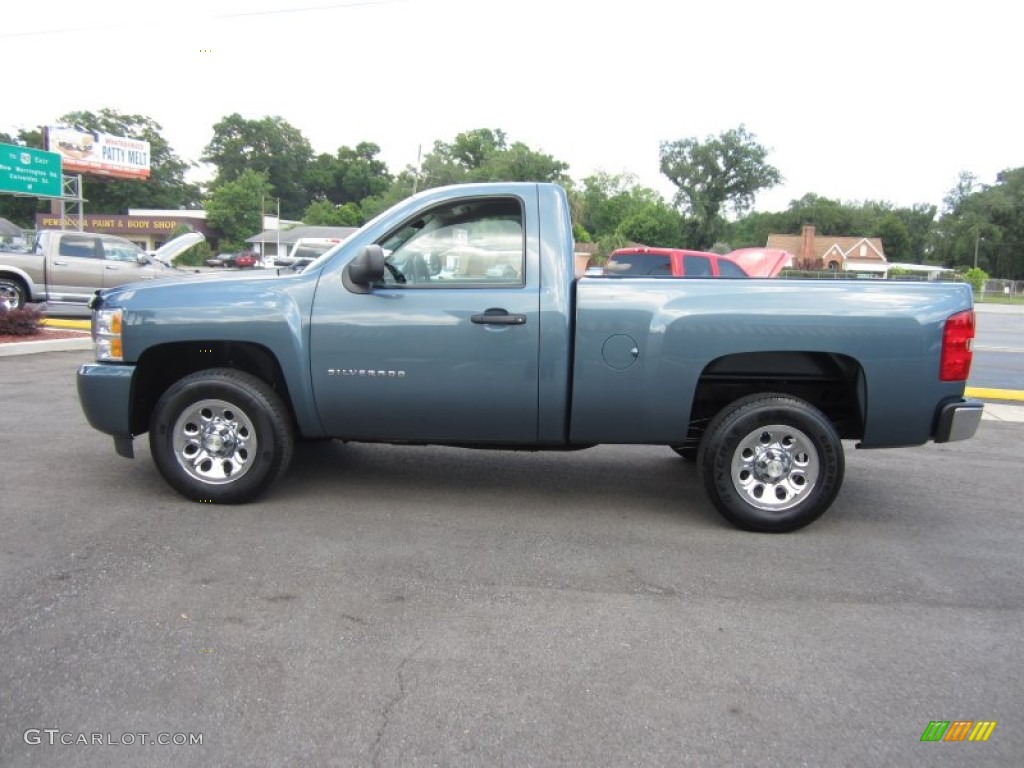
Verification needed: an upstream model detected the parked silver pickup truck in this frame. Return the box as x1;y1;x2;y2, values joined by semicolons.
0;230;203;310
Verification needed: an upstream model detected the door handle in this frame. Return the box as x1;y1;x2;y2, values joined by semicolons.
105;265;120;270
471;308;527;326
53;260;68;266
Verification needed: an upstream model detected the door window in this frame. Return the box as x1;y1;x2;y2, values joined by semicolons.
58;235;101;259
683;254;712;276
101;237;144;262
377;197;524;287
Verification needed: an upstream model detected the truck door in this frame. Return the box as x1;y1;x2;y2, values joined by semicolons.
98;235;154;288
309;195;541;444
46;233;105;303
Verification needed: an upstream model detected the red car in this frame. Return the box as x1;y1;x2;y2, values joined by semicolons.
233;252;258;269
603;246;791;278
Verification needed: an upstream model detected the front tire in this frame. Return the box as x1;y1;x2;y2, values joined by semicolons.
698;394;844;532
670;444;697;461
149;369;294;503
0;277;27;310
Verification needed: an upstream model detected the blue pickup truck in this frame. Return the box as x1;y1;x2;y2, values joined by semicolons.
77;182;983;531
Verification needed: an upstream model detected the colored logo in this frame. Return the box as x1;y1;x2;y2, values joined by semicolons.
920;721;997;742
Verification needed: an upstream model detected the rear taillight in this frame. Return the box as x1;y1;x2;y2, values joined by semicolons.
940;309;975;382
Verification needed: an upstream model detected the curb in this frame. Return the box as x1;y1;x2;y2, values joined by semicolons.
42;318;91;330
0;336;93;357
964;386;1024;403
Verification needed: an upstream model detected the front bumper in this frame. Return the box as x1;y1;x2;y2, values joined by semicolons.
77;363;136;456
934;398;984;443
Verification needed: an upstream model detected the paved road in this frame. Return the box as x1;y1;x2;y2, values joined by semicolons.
972;303;1024;391
1;350;1021;767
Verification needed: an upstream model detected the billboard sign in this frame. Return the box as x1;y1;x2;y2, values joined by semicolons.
0;142;63;198
46;125;151;180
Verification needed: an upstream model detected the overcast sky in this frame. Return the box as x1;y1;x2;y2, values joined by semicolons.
3;0;1020;213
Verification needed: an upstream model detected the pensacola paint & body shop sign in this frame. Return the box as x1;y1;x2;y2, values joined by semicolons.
35;214;209;237
46;126;151;180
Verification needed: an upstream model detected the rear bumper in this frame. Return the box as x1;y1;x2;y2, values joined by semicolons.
934;398;984;443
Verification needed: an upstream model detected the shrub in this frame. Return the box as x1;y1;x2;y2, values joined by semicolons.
173;240;213;267
0;304;45;336
961;267;989;293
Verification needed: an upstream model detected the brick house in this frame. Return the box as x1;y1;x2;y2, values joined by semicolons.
767;225;888;274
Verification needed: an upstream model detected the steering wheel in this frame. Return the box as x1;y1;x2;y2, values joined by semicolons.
384;262;406;284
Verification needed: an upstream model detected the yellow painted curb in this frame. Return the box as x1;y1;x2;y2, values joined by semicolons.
965;386;1024;403
41;318;91;330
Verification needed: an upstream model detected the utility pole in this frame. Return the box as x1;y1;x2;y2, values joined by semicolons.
412;144;422;195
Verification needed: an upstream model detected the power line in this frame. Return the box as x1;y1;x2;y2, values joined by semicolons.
0;0;409;40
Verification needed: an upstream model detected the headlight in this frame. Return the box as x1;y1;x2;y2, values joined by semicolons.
93;308;123;361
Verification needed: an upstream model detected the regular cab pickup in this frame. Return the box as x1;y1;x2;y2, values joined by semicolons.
77;183;983;531
0;230;203;310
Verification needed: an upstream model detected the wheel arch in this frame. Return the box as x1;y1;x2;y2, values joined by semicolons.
681;351;866;453
129;341;297;436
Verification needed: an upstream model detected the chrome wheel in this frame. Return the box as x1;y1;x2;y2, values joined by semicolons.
0;279;25;310
171;398;258;484
729;423;819;512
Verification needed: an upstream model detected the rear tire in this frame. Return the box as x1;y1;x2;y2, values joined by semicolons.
698;394;844;532
149;368;294;503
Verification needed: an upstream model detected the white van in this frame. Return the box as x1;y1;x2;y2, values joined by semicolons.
274;237;349;268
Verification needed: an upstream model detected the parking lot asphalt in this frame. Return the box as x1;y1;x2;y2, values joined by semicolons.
1;349;1022;767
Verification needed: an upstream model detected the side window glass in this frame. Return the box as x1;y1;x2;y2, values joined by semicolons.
605;255;671;275
101;238;143;263
718;259;746;278
683;255;712;277
648;257;672;276
58;235;100;259
378;197;524;287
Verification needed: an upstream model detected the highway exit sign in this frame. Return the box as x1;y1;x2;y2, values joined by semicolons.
0;142;63;198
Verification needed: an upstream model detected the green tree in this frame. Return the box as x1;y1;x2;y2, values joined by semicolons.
659;125;782;249
417;129;569;189
2;113;199;221
204;169;271;250
875;213;912;262
982;168;1024;279
302;199;363;226
358;169;419;220
616;205;685;247
304;142;392;206
0;128;48;226
203;114;313;219
56;109;200;213
931;169;1024;278
575;172;678;242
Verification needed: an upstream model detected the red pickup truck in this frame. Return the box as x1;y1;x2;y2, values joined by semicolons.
604;246;790;278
